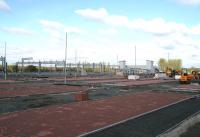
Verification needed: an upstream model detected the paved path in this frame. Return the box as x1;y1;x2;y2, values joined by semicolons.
82;98;200;137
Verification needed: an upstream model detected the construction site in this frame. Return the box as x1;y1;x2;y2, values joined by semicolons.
1;1;200;136
0;56;200;137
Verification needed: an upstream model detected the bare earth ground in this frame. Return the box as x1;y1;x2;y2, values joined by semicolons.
0;84;84;98
117;79;176;86
0;79;175;98
0;91;190;137
49;76;125;81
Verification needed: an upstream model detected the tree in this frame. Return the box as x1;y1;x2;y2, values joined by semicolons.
158;58;167;72
158;58;182;71
168;59;182;70
188;67;200;73
24;65;38;72
13;65;19;72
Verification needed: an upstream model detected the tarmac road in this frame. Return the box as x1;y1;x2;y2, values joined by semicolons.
81;97;200;137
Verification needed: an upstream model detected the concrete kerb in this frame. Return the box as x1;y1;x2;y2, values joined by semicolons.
157;111;200;137
77;96;194;137
157;95;200;137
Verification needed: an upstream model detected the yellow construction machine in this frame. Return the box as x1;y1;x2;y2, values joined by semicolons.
179;68;200;84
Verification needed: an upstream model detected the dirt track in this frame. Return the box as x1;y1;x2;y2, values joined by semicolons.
0;83;84;98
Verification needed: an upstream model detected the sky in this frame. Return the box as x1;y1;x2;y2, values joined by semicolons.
0;0;200;67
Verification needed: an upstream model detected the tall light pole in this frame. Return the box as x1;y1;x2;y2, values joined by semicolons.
64;32;67;84
117;54;118;68
75;49;77;80
135;45;136;68
168;52;169;62
4;42;7;80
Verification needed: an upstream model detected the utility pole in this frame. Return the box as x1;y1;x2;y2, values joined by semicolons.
75;50;77;80
135;45;136;68
64;32;67;84
4;42;7;80
168;52;169;62
117;54;118;68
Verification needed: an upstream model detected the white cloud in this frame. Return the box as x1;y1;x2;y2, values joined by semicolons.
0;0;10;12
39;19;86;46
40;20;64;30
65;26;86;34
1;27;35;35
43;29;63;41
176;0;200;5
75;8;200;37
75;8;129;26
190;24;200;35
40;19;85;34
98;28;118;35
129;18;190;35
75;8;108;22
75;8;192;35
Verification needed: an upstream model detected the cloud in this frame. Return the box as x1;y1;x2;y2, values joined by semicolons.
39;19;86;46
163;45;175;50
176;0;200;5
98;28;118;35
0;0;10;12
75;8;129;26
192;54;198;57
190;24;200;35
75;8;200;37
75;8;192;35
40;19;85;34
75;8;108;22
65;26;86;34
129;18;190;35
40;20;64;30
154;32;199;50
1;27;35;35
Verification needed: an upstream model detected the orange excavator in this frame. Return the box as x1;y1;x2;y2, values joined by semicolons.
179;68;200;84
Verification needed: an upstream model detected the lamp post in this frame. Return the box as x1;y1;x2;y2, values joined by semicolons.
64;32;67;84
4;42;7;80
135;45;136;68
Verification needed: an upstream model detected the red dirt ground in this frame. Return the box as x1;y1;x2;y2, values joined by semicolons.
86;79;129;84
0;79;17;83
0;91;190;137
82;79;174;85
47;76;125;81
116;79;175;86
0;84;85;98
0;78;175;98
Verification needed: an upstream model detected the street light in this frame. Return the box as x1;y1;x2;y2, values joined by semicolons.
4;42;7;80
64;32;67;84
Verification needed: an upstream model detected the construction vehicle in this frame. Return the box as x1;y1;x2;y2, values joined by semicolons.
165;68;174;77
165;68;181;78
179;68;200;84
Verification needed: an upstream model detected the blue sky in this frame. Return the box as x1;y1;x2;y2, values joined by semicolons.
0;0;200;67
